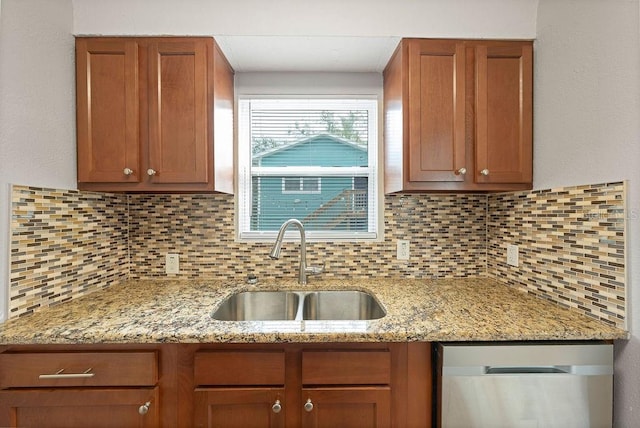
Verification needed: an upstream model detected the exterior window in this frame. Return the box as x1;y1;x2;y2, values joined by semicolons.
238;98;379;240
282;177;321;194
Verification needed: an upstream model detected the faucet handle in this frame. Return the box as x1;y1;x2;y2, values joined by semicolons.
306;263;325;276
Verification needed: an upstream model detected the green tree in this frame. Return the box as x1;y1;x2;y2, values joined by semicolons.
288;121;312;138
252;109;368;157
339;111;363;143
321;111;338;134
252;137;279;155
320;110;365;143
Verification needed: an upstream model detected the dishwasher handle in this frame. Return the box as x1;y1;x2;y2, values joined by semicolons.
443;364;611;377
485;366;570;375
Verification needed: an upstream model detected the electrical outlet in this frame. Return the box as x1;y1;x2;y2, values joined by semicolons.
506;244;519;267
397;240;410;260
166;253;180;274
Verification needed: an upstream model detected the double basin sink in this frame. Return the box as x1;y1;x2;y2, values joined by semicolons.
211;290;386;321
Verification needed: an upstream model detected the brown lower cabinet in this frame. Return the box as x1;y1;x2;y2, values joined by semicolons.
0;342;431;428
194;388;287;428
300;387;391;428
0;389;160;428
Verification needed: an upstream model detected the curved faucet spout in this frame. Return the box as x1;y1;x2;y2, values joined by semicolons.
269;219;304;260
268;219;322;284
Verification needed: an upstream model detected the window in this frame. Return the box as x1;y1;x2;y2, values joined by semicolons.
282;177;321;194
238;98;379;240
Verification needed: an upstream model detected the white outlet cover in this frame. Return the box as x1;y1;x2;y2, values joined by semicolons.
397;240;410;260
506;244;519;267
166;253;180;274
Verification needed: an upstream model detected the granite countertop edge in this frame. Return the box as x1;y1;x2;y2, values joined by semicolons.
0;277;628;345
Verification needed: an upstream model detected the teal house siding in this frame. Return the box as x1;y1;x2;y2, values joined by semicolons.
252;135;368;231
256;135;367;167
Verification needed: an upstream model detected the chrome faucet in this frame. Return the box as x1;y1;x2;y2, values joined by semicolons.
269;219;324;284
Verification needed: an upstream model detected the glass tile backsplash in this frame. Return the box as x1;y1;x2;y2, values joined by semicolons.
9;181;626;329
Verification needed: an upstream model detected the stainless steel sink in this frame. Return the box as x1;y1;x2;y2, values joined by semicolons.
302;290;386;320
211;290;385;321
211;291;300;321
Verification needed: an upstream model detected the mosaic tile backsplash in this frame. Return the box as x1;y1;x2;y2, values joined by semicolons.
10;185;129;318
8;181;627;329
487;182;626;328
127;193;487;280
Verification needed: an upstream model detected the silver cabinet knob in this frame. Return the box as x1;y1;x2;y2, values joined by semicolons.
147;169;157;176
456;167;467;175
123;168;134;176
304;398;314;412
480;169;490;176
138;401;150;415
272;399;282;414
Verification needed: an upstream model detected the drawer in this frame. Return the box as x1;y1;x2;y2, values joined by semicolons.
0;351;158;388
302;350;391;385
194;351;285;386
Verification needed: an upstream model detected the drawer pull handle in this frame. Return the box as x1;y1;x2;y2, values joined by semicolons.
272;399;282;414
39;368;95;379
139;401;151;415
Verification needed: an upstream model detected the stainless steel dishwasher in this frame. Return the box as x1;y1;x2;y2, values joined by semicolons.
437;343;613;428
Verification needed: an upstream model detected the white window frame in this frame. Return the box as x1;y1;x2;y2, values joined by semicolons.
237;97;380;242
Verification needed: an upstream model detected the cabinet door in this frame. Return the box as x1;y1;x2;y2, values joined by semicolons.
0;388;158;428
407;39;466;182
76;39;140;183
147;40;210;184
301;387;391;428
475;43;533;184
194;388;285;428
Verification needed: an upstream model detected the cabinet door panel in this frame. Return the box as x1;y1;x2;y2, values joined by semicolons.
194;351;285;386
194;388;285;428
408;40;466;182
76;39;140;183
302;387;391;428
148;40;209;184
0;388;158;428
302;350;390;385
475;44;533;184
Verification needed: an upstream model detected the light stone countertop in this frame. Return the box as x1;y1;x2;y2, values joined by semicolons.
0;277;628;344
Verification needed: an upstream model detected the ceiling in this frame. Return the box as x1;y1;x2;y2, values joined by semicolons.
214;36;401;73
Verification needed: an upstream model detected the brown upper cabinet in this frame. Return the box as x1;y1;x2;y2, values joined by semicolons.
384;38;533;193
76;37;234;193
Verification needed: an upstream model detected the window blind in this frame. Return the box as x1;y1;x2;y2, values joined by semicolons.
238;98;378;241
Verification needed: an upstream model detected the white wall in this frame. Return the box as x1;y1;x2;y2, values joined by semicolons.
236;72;382;96
72;0;537;38
534;0;640;426
0;0;76;321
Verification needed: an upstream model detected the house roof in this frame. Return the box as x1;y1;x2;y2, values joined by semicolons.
253;133;366;160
